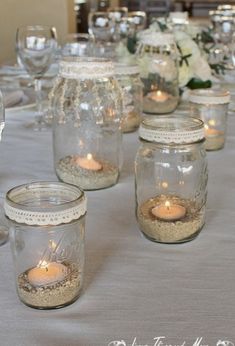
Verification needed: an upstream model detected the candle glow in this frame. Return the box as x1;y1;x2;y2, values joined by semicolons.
28;261;67;287
204;124;221;137
152;200;186;221
75;153;102;171
147;90;170;103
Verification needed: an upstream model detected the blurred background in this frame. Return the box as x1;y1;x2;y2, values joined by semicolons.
2;0;235;64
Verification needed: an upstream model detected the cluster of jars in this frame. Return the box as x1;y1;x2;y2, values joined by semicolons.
5;29;232;310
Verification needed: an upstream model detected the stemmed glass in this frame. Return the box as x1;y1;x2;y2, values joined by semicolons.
16;25;57;130
0;90;8;246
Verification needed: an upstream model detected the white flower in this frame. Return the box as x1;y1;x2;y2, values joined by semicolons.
174;31;201;64
174;30;212;86
192;56;212;81
178;62;194;87
115;42;136;64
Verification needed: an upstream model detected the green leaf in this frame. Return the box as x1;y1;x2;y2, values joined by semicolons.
127;34;138;54
186;78;212;89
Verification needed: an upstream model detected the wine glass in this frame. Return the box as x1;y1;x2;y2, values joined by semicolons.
61;33;95;57
0;90;8;246
128;11;147;32
16;25;57;130
88;11;115;42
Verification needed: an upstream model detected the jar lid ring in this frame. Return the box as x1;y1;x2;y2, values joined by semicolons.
189;89;230;104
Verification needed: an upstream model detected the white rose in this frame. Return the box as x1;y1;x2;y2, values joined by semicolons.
176;37;201;65
178;63;194;87
192;56;212;81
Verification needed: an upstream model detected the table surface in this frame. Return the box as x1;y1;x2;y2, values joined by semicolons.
0;105;234;346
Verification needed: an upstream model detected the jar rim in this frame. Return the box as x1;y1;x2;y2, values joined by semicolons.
139;116;205;144
4;181;87;226
189;88;230;104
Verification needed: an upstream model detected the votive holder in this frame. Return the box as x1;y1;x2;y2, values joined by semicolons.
189;89;230;151
4;181;86;309
135;116;208;244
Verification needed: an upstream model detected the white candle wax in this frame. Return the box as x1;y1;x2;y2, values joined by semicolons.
75;153;102;171
152;201;186;221
28;262;67;287
147;90;169;103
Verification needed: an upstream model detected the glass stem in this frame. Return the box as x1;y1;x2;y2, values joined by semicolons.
34;78;43;120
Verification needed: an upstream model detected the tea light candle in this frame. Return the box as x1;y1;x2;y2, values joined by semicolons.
147;90;169;103
75;153;102;171
152;200;186;221
204;125;221;137
28;261;67;287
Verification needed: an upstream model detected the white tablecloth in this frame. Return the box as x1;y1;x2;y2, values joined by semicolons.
0;107;234;346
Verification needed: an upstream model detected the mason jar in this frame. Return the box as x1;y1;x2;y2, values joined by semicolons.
136;32;179;114
189;89;230;151
50;57;123;190
135;116;207;244
4;181;86;309
114;63;143;133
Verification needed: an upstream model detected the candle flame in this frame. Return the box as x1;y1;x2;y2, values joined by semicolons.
161;181;168;189
38;260;48;268
165;201;171;210
208;119;216;127
87;153;93;160
156;90;162;96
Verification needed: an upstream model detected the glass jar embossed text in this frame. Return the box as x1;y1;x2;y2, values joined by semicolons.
135;116;208;244
4;182;86;309
50;58;123;190
136;32;179;114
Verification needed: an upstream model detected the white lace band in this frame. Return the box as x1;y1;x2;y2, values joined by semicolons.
4;198;87;226
139;116;205;144
59;59;114;79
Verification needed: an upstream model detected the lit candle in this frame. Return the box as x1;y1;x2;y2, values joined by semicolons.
147;90;169;103
151;200;186;221
28;261;67;287
75;153;102;171
204;124;221;137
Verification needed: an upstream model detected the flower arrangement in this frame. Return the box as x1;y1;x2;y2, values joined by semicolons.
116;17;226;90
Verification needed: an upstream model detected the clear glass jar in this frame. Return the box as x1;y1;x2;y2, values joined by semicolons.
135;116;208;244
189;89;230;151
50;57;123;190
115;63;143;133
136;32;179;114
4;182;86;309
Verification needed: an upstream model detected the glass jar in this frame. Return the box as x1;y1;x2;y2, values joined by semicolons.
114;63;143;133
50;57;123;190
189;89;230;151
4;181;86;309
135;116;207;244
136;32;179;114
